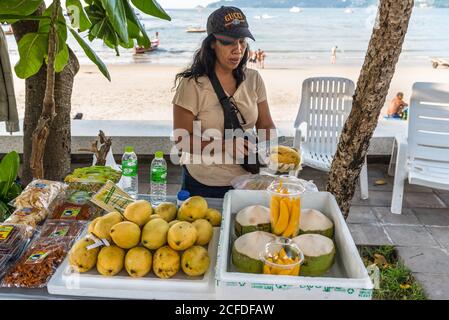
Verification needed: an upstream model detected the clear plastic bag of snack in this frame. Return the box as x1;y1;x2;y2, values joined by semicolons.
50;201;102;221
1;238;70;288
0;224;33;260
12;179;67;211
5;207;48;230
231;172;318;193
90;180;134;213
39;220;85;242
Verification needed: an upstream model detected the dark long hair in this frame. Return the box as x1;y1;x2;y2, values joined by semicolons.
175;34;250;89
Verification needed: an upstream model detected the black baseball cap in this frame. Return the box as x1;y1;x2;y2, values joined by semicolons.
207;6;255;42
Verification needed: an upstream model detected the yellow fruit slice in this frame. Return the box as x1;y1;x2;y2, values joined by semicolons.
282;197;300;238
270;196;280;227
273;198;289;235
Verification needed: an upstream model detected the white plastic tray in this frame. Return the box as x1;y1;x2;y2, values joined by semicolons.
215;191;373;300
47;228;219;300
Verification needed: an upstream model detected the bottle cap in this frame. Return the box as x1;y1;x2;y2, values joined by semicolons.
177;190;190;201
125;146;134;153
155;151;164;158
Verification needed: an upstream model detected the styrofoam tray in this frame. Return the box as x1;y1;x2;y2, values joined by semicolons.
215;191;373;300
47;228;219;300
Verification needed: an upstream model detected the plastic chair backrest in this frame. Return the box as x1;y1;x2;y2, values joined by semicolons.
294;77;355;156
408;82;449;164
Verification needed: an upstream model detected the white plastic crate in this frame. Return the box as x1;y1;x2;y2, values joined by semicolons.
215;190;373;300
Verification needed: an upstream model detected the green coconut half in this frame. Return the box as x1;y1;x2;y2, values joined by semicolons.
292;233;335;276
299;209;334;239
234;205;271;237
232;231;276;274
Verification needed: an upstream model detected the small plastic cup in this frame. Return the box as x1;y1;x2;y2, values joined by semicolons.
267;180;305;237
260;237;304;276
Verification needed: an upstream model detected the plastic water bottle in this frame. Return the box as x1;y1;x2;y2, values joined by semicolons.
121;146;138;198
150;151;167;204
177;190;190;208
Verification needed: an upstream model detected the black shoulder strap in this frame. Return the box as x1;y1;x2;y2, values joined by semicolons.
208;72;242;131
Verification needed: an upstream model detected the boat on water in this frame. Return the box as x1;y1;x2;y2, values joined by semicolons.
289;6;301;13
134;38;160;54
186;27;206;33
345;8;354;14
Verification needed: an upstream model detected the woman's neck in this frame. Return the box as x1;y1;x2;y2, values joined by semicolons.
214;63;234;79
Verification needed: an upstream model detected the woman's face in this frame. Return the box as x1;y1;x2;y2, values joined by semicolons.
212;37;247;71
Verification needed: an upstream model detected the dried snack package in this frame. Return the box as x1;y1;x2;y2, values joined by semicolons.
5;207;48;230
0;224;33;261
65;190;93;205
90;180;134;213
39;220;85;242
12;179;67;211
1;239;69;288
50;201;102;221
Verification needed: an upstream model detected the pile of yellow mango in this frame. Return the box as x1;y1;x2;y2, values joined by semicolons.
263;248;301;276
270;184;301;238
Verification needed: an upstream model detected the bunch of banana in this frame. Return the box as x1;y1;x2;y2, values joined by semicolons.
270;185;301;238
269;146;301;173
263;248;301;276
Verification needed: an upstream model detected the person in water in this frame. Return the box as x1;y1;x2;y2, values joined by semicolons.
387;92;408;118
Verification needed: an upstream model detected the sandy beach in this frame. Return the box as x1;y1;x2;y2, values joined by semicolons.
11;61;449;122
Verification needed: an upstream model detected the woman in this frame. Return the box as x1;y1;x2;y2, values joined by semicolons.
172;6;276;198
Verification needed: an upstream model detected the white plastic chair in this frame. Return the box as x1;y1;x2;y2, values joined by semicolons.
389;82;449;214
293;77;369;199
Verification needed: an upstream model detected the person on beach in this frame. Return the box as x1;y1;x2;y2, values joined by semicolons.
331;45;338;64
387;92;408;118
248;50;257;68
256;49;266;69
172;6;276;198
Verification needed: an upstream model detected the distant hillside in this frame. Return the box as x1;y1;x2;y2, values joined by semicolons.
207;0;449;8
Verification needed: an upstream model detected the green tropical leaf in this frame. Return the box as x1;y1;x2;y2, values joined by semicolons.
55;42;69;72
0;0;44;16
66;0;92;32
123;0;150;48
101;0;128;43
131;0;170;21
14;32;48;79
0;151;20;199
0;200;11;222
69;27;111;81
0;14;50;22
39;4;68;43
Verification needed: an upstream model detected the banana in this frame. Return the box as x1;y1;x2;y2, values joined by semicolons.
273;198;289;235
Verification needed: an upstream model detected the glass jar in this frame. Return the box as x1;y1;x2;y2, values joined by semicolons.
267;180;305;237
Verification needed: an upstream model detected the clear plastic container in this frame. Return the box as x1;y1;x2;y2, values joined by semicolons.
260;237;304;276
121;146;139;199
150;151;167;205
267;180;305;237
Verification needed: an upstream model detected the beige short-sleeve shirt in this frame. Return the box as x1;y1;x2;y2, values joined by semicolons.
172;68;267;186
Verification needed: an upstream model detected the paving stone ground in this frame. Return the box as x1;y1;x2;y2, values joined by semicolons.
74;161;449;300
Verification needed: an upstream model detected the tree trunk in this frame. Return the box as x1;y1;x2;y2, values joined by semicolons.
326;0;414;219
12;4;80;184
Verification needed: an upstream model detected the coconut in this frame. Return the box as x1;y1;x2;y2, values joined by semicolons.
232;231;276;274
234;205;271;237
292;234;335;276
299;209;334;239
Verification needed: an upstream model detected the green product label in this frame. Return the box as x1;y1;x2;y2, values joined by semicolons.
26;251;49;264
122;160;137;177
62;207;81;218
49;226;70;238
151;165;167;183
0;225;14;241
